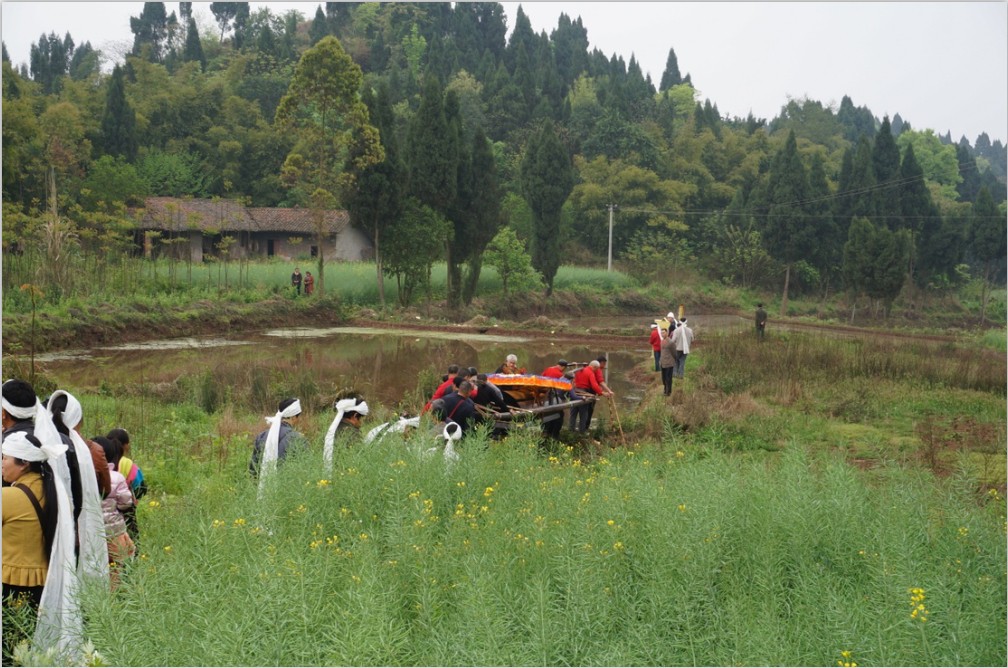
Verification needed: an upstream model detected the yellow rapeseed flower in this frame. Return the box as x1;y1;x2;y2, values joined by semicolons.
316;479;330;488
163;545;172;553
148;500;161;508
233;518;246;527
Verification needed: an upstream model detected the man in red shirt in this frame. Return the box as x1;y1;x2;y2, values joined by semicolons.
423;364;459;413
541;359;569;379
570;360;612;432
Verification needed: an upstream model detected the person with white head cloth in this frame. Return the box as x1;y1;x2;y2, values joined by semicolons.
2;428;81;663
43;391;110;585
250;398;307;495
323;394;369;471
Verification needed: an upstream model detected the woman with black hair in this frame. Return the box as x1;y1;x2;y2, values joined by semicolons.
2;431;71;662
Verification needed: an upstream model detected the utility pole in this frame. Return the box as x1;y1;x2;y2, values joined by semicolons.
607;203;616;272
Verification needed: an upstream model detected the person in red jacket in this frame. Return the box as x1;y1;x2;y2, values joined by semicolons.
649;324;663;371
423;364;459;413
570;360;611;432
541;359;569;379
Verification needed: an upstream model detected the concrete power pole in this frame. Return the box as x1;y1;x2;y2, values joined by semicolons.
607;203;616;272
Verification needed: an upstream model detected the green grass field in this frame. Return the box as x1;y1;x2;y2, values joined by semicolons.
6;325;1003;666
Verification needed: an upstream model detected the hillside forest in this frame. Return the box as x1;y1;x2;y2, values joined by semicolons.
3;1;1006;318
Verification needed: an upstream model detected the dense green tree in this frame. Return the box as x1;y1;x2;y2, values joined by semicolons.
80;155;148;212
520;120;574;295
30;32;74;94
210;2;239;41
310;6;329;45
761;131;814;314
569;155;693;256
130;2;170;62
382;197;451;306
895;129;962;202
969;187;1006;323
872;116;902;225
346;83;402;308
182;16;206;71
659;47;682;91
899;143;943;296
484;226;543;297
99;64;137;162
836;94;877;143
458;128;505;304
407;76;455;212
68;41;98;81
275;35;383;296
551;13;588;94
955;141;982;203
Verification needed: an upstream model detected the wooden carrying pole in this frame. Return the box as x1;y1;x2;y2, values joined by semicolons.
607;394;626;446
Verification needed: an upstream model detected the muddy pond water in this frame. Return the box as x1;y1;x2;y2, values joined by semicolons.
34;315;749;416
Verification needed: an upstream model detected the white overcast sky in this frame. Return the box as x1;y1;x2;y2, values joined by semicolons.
2;1;1005;144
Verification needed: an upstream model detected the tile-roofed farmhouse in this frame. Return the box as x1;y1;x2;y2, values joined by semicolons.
132;197;371;263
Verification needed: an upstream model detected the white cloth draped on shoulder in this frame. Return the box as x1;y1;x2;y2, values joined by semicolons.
257;399;301;498
46;390;109;584
323;398;369;471
364;415;420;444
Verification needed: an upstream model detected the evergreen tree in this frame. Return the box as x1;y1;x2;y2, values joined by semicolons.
210;2;239;41
183;16;205;71
459;127;505;305
551;13;589;93
969;187;1006;323
520;120;574;295
130;2;169;62
474;2;507;59
346;83;403;308
761;130;813;314
872;116;902;227
100;64;137;161
2;41;9;63
68;41;98;80
899;143;942;294
955;142;981;202
407;76;455;213
659;47;682;91
310;6;329;45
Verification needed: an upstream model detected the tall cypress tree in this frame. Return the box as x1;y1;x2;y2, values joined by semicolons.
969;187;1006;323
347;83;403;308
183;16;205;71
659;47;682;91
872;116;902;228
899;143;942;295
762;130;813;314
100;64;137;161
460;127;504;305
520;120;574;295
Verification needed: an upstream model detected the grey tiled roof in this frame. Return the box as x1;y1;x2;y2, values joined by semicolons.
134;197;349;235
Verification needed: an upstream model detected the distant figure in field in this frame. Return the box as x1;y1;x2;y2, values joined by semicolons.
304;271;314;296
291;267;302;295
755;303;767;341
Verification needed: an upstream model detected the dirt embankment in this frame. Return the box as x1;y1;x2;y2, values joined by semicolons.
2;294;970;357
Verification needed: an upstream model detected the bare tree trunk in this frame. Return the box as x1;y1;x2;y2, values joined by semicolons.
779;263;791;317
374;226;385;308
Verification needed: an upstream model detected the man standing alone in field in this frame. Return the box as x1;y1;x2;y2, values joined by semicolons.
755;303;767;340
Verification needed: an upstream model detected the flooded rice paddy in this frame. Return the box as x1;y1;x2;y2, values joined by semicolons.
33;315;750;414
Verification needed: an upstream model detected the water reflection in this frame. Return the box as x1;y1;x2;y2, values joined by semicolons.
32;315;747;414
